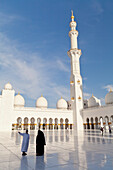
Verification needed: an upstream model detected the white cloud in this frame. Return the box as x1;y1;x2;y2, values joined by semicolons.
83;92;91;99
91;1;104;15
0;12;21;26
100;98;105;105
0;36;50;99
0;31;70;106
103;85;113;92
0;12;71;107
53;86;70;101
56;59;70;73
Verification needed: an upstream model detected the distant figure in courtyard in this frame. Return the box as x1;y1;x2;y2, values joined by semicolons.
100;127;104;136
36;130;46;156
109;125;112;134
18;130;30;156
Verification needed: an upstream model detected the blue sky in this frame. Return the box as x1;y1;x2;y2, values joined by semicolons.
0;0;113;107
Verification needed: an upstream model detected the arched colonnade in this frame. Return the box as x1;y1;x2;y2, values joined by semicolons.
13;117;72;130
84;115;113;130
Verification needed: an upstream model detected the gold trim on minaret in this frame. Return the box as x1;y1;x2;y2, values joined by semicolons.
71;97;75;101
78;96;81;100
77;80;80;84
110;88;112;92
70;81;74;84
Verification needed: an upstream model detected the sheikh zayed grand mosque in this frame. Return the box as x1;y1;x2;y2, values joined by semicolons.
0;11;113;132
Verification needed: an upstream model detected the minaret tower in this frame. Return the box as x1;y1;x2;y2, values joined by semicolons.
67;11;83;131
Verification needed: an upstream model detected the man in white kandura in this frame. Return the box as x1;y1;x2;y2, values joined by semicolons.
18;130;30;156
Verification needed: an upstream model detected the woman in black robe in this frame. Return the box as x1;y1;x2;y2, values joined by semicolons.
36;130;46;156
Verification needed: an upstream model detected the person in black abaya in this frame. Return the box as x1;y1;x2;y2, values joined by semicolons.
36;130;46;156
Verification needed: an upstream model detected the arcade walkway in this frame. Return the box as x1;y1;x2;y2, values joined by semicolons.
0;130;113;169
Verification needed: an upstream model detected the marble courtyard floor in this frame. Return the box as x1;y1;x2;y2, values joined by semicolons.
0;130;113;170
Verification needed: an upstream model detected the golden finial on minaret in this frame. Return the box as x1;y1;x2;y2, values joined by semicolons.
71;10;74;20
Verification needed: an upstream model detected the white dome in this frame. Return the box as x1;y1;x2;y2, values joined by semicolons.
57;98;67;109
88;95;101;108
14;93;25;107
105;90;113;104
36;96;48;108
4;82;12;90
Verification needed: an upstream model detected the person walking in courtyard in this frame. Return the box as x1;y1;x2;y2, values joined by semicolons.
36;129;46;156
109;125;112;134
100;127;104;136
18;130;30;156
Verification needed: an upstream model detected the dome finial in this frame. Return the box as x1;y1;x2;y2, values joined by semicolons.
4;82;12;90
41;94;43;97
61;96;63;99
71;10;74;21
92;93;94;97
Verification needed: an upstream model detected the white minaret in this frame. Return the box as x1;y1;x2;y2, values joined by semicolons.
67;11;83;131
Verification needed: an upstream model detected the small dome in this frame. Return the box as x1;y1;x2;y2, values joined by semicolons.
88;95;101;108
14;93;25;107
57;98;67;109
36;96;48;108
105;89;113;104
4;82;12;90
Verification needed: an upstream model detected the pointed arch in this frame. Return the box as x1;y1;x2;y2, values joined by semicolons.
86;118;90;129
24;117;29;130
54;118;58;129
60;118;64;129
43;118;47;130
49;118;53;130
95;117;98;129
30;117;35;130
91;117;94;129
17;117;22;130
